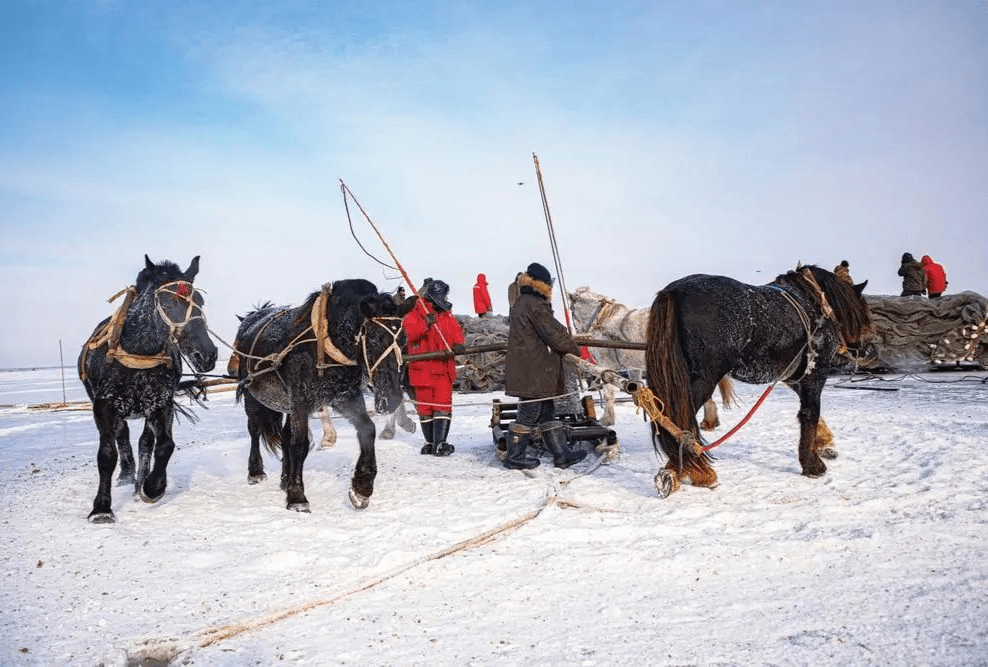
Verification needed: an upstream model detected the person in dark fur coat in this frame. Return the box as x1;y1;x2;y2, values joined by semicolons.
898;252;927;297
834;260;854;286
502;262;587;470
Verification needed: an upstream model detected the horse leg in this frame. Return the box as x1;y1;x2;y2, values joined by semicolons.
397;398;417;433
135;420;155;495
340;397;377;510
140;409;174;503
599;384;616;427
318;406;337;449
115;420;136;486
815;417;837;459
88;399;121;523
699;398;719;431
246;404;266;484
283;411;311;512
379;409;397;440
795;384;827;477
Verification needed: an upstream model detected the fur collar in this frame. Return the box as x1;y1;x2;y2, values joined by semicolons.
518;272;553;299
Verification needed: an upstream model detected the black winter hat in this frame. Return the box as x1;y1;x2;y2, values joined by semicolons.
423;279;452;311
902;252;914;263
526;262;553;286
840;260;849;268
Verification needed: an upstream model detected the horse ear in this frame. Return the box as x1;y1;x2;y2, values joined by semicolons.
184;256;201;282
145;254;155;271
853;280;868;296
399;296;419;317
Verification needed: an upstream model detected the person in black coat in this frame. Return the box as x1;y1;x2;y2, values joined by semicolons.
898;252;927;297
502;262;587;470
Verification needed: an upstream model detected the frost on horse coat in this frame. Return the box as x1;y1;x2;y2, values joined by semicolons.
231;279;418;511
644;265;870;498
78;255;218;523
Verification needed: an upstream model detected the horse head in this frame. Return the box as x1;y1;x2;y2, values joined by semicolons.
802;265;872;349
142;255;218;373
568;286;611;333
358;293;419;414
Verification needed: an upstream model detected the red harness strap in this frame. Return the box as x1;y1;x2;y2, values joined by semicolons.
701;384;775;452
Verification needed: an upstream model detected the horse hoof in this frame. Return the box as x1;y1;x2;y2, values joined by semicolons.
379;427;395;440
248;473;267;485
139;488;165;504
116;476;134;487
287;501;311;513
349;488;370;510
819;447;838;460
88;511;115;524
400;420;417;434
654;471;674;498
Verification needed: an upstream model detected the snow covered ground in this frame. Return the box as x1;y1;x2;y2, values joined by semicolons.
2;366;987;666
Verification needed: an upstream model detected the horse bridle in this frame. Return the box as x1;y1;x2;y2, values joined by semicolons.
154;280;208;342
359;316;405;384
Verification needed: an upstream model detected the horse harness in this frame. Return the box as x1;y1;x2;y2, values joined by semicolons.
235;284;404;389
767;267;846;384
80;281;205;381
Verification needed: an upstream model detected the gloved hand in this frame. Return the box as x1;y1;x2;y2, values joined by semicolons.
452;343;466;355
425;313;437;327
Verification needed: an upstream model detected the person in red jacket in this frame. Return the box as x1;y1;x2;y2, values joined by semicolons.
473;273;493;317
403;278;465;456
921;255;948;298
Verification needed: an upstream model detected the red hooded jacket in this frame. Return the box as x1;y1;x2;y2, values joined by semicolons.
921;256;948;295
473;273;492;315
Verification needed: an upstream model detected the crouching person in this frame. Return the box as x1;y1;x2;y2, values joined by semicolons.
503;262;587;470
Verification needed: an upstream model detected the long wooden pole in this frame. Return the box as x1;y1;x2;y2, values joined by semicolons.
532;153;574;333
339;180;451;351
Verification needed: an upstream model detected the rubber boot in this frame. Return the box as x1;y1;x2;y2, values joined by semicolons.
419;418;434;455
431;412;454;456
541;421;587;469
503;423;540;470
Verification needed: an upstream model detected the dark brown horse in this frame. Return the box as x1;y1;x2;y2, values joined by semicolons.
644;265;870;497
231;280;418;512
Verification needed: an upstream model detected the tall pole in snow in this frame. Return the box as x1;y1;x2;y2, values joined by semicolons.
532;153;574;334
59;339;66;404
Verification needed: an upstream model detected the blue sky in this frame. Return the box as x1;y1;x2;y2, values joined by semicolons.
1;0;986;368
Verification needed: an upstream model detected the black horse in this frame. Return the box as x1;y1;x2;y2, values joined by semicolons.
644;265;871;497
231;280;417;511
78;255;218;523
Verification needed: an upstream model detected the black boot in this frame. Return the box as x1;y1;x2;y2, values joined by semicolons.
419;418;434;455
541;421;587;469
504;424;540;470
431;413;454;456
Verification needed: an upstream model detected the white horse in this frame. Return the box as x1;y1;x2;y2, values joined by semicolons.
568;286;734;429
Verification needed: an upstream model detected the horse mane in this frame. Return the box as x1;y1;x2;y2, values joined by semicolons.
135;259;184;293
775;265;872;344
292;279;383;335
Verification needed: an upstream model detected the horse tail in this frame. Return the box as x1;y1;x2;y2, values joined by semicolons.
717;376;736;408
645;290;701;457
257;407;284;457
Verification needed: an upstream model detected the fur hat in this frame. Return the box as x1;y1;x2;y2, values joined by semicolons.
423;279;452;311
526;262;553;286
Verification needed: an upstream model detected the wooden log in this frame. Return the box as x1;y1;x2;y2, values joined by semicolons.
405;338;646;363
563;353;642;394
